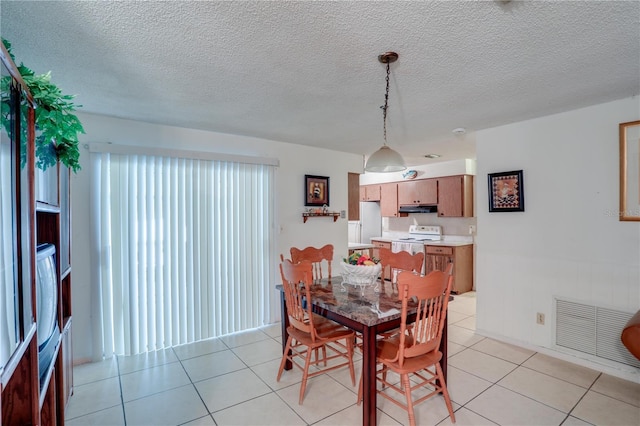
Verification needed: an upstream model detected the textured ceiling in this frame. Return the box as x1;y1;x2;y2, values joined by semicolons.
1;1;639;166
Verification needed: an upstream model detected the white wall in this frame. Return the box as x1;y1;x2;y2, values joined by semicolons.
475;97;640;382
71;112;362;362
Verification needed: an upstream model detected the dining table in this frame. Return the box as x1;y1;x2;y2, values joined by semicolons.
277;275;448;426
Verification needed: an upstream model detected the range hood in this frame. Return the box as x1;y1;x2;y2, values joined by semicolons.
398;205;438;214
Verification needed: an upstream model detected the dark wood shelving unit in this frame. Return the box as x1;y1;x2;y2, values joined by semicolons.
1;42;73;426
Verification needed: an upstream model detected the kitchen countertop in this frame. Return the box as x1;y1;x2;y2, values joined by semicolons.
367;236;474;246
369;237;394;243
423;240;473;247
348;243;375;250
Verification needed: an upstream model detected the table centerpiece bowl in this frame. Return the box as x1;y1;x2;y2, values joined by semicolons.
340;254;382;294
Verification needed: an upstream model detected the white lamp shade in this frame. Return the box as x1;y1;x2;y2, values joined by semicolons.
364;145;406;173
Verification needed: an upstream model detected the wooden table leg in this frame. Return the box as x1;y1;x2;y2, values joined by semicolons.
279;290;292;370
362;326;377;426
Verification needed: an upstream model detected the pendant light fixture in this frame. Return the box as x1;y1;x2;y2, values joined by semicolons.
364;51;406;173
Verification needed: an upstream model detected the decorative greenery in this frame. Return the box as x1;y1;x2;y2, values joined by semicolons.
2;38;84;172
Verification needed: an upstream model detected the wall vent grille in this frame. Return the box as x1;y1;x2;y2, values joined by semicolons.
555;299;640;368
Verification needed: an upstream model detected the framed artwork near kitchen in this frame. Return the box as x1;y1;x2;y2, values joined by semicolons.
305;175;330;206
488;170;525;212
619;120;640;221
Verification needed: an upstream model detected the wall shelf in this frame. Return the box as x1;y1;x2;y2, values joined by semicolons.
302;212;340;223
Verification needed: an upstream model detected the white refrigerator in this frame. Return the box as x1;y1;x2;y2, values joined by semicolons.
359;202;382;243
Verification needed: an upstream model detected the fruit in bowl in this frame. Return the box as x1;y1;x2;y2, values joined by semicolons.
344;252;380;266
341;256;382;294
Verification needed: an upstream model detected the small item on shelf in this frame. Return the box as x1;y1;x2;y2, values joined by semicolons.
302;211;340;222
402;169;418;180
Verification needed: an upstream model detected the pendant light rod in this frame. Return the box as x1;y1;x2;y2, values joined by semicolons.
364;51;406;173
379;52;398;146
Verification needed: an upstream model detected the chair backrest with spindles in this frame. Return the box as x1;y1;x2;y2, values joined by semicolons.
290;244;333;281
377;247;424;285
279;259;318;340
389;263;453;367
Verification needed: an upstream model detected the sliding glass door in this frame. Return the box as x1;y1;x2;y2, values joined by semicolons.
92;151;276;356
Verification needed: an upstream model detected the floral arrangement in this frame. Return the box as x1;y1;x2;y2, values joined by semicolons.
343;252;380;266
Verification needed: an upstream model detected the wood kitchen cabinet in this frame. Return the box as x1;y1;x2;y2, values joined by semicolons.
380;183;399;217
398;179;438;206
370;239;391;256
425;243;473;294
360;184;381;201
348;172;360;221
370;239;392;280
437;175;474;217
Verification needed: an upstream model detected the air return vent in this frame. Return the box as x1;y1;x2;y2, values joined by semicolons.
555;299;640;368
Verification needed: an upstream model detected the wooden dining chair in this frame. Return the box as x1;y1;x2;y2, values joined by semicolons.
370;263;455;425
281;251;337;332
374;247;426;340
280;251;343;362
377;247;424;291
352;247;426;364
276;259;356;404
290;244;334;282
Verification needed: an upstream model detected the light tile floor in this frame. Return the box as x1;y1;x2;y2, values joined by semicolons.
65;292;640;425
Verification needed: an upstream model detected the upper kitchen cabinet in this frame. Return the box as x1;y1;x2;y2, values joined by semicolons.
397;179;437;206
437;175;474;217
360;184;381;202
380;182;398;217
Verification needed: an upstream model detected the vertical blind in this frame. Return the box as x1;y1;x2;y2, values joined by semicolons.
91;151;276;356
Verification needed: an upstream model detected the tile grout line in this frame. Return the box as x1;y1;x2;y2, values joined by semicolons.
174;339;229;426
248;333;311;424
177;330;307;425
114;354;128;426
564;372;602;425
453;346;600;425
170;345;219;425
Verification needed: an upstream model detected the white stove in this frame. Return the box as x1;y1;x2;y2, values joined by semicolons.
389;225;442;272
393;225;442;243
391;225;442;260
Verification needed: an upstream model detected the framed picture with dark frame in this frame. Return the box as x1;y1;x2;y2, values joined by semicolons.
304;175;330;206
488;170;525;212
